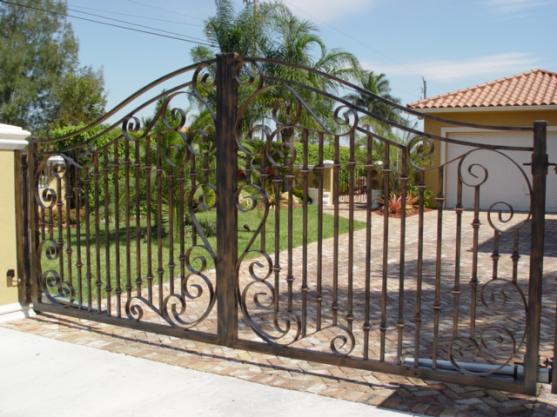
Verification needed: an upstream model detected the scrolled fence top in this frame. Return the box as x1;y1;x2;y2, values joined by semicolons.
29;54;535;154
245;56;535;133
29;59;217;146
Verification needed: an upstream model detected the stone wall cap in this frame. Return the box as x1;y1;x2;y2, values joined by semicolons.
0;123;31;150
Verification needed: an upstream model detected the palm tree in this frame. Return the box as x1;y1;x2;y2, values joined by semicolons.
345;70;407;132
191;1;363;136
264;7;359;80
191;0;274;60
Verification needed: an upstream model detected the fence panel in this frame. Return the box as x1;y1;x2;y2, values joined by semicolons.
24;54;550;394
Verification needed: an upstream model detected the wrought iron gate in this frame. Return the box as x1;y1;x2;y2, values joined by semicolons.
22;54;550;394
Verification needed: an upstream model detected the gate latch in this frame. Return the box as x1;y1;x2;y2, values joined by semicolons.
6;269;18;287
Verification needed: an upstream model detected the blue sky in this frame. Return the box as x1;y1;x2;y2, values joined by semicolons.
67;0;557;110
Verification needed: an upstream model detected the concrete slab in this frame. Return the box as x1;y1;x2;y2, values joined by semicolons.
0;327;420;417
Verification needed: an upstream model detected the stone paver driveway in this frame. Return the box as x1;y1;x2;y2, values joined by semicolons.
4;207;557;417
235;207;557;368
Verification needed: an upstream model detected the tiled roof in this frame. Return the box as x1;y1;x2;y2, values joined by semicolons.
408;69;557;110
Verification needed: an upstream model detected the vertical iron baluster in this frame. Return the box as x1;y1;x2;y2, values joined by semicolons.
511;230;520;283
113;140;122;317
414;170;425;366
46;165;54;304
103;148;112;316
469;183;481;336
301;129;309;336
56;171;65;296
203;141;210;184
190;152;197;246
273;175;282;315
286;134;294;313
178;162;186;298
93;153;102;311
332;135;340;326
64;162;73;301
134;139;142;296
156;135;164;310
124;139;132;301
75;170;83;307
244;133;253;181
40;205;46;240
145;135;154;302
316;132;325;330
396;149;408;363
363;133;373;360
432;166;445;369
380;143;390;362
48;208;54;251
452;177;463;338
48;173;54;242
259;151;267;254
491;231;500;280
84;170;92;310
167;165;175;295
347;130;355;332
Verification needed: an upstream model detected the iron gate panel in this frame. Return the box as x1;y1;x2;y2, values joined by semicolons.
28;59;221;344
25;54;549;394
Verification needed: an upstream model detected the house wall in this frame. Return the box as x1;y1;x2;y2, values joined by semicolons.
422;109;557;196
0;125;30;318
0;151;19;305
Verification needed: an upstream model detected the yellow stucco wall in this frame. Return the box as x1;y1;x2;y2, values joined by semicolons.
0;151;19;305
422;109;557;195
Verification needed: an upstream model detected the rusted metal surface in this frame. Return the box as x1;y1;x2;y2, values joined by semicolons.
22;54;551;394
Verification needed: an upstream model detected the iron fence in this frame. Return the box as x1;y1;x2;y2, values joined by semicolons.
20;53;551;394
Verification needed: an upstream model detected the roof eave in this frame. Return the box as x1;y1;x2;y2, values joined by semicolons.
408;104;557;114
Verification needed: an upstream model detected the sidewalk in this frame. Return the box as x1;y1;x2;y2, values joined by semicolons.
0;327;417;417
3;314;556;417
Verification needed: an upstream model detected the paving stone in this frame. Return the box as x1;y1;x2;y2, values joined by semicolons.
363;394;390;406
412;403;430;414
414;389;439;397
439;406;457;417
498;399;531;414
4;210;557;417
426;404;448;417
456;398;484;407
446;383;468;394
487;389;510;402
460;389;488;399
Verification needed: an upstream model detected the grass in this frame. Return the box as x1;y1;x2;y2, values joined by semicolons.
42;205;365;300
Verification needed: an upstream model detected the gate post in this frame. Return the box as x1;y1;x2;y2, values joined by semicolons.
26;141;41;307
215;53;240;346
524;120;547;394
15;151;31;305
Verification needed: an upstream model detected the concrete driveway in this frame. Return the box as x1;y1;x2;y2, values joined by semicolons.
0;327;419;417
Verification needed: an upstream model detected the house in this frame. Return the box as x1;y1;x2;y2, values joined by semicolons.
408;69;557;212
0;124;31;322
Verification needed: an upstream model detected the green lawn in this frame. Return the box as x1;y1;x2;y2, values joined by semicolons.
42;205;365;300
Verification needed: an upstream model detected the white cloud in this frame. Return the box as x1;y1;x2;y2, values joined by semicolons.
486;0;549;14
277;0;374;23
363;53;538;82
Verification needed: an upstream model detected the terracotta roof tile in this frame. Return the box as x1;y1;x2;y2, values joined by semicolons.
408;69;557;110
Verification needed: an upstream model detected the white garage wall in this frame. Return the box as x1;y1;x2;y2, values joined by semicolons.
441;128;557;213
